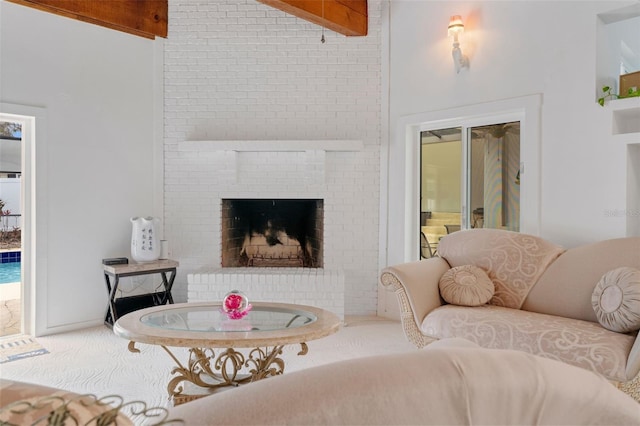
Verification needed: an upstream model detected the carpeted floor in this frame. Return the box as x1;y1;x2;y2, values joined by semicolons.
0;316;414;411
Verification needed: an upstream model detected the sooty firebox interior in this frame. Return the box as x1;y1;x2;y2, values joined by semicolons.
221;199;323;268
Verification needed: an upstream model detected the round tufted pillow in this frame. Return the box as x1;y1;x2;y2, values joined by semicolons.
592;267;640;333
439;265;495;307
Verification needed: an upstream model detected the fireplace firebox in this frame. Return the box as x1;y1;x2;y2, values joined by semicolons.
221;199;323;268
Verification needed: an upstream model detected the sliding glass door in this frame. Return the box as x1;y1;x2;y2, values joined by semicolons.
419;121;521;255
419;128;461;257
469;122;520;232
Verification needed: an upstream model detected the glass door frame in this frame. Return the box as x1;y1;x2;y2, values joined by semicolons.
419;112;523;232
396;95;542;262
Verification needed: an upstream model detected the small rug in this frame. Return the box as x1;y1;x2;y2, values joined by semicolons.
0;334;48;364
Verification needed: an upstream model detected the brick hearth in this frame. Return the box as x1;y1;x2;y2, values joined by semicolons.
188;268;345;319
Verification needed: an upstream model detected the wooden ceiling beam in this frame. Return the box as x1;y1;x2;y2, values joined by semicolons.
6;0;168;39
257;0;367;37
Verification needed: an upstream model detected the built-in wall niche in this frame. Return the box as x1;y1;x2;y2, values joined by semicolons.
596;4;640;100
597;4;640;238
596;6;640;138
612;97;640;136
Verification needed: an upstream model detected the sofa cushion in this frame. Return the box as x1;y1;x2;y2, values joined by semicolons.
421;304;637;381
522;237;640;324
439;265;494;306
437;229;564;309
592;267;640;333
168;343;640;425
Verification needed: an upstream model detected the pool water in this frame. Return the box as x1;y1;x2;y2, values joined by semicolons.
0;262;21;284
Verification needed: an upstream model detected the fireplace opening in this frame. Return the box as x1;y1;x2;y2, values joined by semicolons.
221;199;323;268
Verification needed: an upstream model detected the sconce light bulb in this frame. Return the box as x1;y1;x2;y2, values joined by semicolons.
448;15;465;37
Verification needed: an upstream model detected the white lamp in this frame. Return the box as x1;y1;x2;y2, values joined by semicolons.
448;15;469;73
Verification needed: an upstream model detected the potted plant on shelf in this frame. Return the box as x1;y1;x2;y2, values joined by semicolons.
598;85;640;106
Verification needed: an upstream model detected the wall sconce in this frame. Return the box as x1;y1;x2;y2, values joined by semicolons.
448;15;469;73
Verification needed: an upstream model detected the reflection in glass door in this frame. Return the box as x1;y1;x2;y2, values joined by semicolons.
419;128;461;258
469;122;520;232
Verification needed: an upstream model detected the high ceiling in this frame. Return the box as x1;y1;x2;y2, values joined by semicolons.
6;0;367;39
257;0;367;36
6;0;168;39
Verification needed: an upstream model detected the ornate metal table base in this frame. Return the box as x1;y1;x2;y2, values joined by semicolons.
128;341;308;405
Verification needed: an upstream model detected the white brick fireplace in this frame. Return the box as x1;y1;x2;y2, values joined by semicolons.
180;140;366;320
163;0;383;318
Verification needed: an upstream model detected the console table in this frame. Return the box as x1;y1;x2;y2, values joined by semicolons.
103;259;178;327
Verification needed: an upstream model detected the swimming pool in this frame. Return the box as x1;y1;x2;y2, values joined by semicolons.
0;262;21;284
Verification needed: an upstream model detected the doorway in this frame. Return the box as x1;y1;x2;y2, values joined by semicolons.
0;104;47;337
0;119;23;336
379;95;541;318
419;121;521;257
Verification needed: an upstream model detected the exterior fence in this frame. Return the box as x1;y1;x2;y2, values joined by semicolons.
0;214;21;232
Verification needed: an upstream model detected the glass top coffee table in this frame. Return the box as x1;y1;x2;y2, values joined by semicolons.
114;301;341;405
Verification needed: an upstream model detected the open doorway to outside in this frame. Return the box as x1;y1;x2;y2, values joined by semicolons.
0;120;22;336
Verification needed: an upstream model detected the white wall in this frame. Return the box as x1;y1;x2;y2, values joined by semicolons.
2;0;636;329
0;1;163;335
163;0;383;315
381;0;639;316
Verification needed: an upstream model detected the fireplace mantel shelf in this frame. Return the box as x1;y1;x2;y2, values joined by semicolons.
181;140;363;152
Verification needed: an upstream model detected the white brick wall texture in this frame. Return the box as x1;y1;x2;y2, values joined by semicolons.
164;0;382;315
189;268;345;320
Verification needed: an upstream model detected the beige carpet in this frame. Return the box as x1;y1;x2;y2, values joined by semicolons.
0;316;414;410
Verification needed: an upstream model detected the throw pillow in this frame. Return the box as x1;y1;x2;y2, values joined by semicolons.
591;267;640;333
439;265;495;307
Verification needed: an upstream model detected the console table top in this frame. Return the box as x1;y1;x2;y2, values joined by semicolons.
103;259;179;275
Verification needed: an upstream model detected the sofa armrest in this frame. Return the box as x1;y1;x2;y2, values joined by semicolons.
380;257;451;348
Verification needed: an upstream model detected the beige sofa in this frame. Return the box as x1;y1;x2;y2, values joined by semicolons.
380;228;640;399
3;339;640;424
